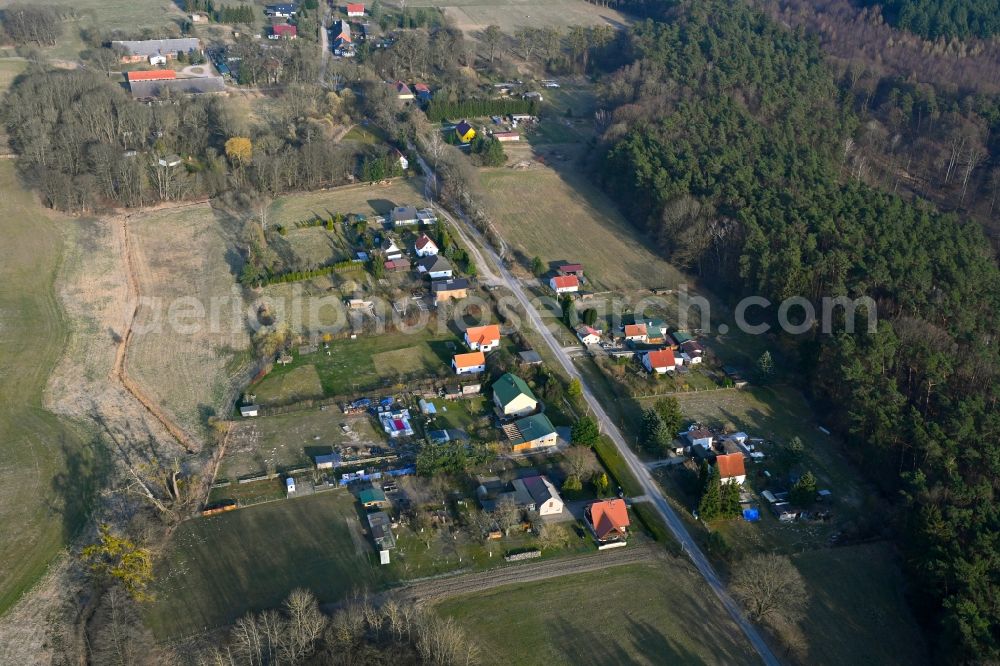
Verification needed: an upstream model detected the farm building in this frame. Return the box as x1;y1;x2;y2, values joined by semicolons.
557;263;584;277
346;2;365;16
390;205;419;226
493;131;520;142
643;349;676;374
715;453;746;485
585;498;630;545
417;255;453;279
269;23;297;39
414;233;439;257
126;69;176;82
129;76;225;99
549;275;579;294
367;511;395;552
455;120;476;143
239;404;259;417
508;413;558;452
492;372;538;417
314;452;340;469
112;38;201;63
452;351;486;375
464;324;501;352
432;278;469;305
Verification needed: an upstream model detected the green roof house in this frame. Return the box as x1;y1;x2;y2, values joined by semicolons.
511;413;558;452
358;486;388;509
492;372;539;417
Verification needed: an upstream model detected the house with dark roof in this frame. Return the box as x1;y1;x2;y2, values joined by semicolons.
585;498;630;545
394;80;414;100
390;205;419;226
112;38;201;63
358;485;389;508
432;278;469;305
129;76;225;99
417;255;453;279
455;120;476;143
519;475;563;516
367;511;395;551
332;19;354;56
492;372;538;417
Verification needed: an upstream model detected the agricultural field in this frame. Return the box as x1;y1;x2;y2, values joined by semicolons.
0;162;90;614
436;561;758;666
250;326;462;402
480;166;685;292
127;204;252;437
409;0;631;36
147;491;389;638
217;409;385;480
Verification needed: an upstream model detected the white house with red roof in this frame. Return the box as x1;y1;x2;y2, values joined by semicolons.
576;325;601;345
715;453;746;485
346;2;364;16
549;275;579;294
452;351;486;375
643;348;676;374
624;323;647;342
585;498;630;546
464;324;501;352
269;23;297;39
414;233;439;257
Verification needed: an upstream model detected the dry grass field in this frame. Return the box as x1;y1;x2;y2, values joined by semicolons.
127;205;252;437
408;0;631;36
436;561;758;666
268;178;427;228
481;166;685;292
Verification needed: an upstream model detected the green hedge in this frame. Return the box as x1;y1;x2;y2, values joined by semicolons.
593;435;642;497
631;501;682;555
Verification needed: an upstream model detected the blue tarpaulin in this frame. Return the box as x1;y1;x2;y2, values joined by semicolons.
742;508;761;522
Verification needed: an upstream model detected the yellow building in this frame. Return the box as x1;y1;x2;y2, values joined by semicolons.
455;120;476;143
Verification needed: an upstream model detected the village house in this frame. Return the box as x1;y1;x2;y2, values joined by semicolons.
358;485;390;509
518;475;564;516
455;120;476;143
383;257;410;272
269;23;298;39
624;324;648;343
685;427;713;450
452;351;486;375
464;324;501;352
394;81;414;100
413;82;432;102
265;3;297;17
576;325;602;345
367;511;395;555
414;233;439;257
417;255;453;279
378;408;414;437
239;404;259;417
346;2;365;16
332;20;354;56
643;348;676;374
549;275;579;294
492;372;538;417
382;236;403;260
390;205;419;226
518;350;543;366
715;453;746;485
679;339;704;364
432;278;469;306
112;38;201;63
585;498;630;546
509;413;558;452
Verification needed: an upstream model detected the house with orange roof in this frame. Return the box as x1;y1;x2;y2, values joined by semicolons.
346;2;365;16
464;324;501;352
452;351;486;375
624;323;647;342
585;498;630;546
715;453;746;485
126;69;177;82
642;348;676;374
549;275;579;294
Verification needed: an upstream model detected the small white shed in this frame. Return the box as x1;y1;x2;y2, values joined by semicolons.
286;477;296;494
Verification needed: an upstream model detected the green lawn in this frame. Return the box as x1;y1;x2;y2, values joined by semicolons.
251;364;325;405
0;162;93;613
252;328;461;401
436;562;758;666
147;491;388;637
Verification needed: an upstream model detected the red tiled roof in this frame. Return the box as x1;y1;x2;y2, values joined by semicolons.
645;348;675;369
465;324;500;347
588;499;630;540
624;324;647;337
551;275;579;289
559;263;583;273
716;453;746;479
126;69;176;81
453;351;486;369
414;82;430;93
347;3;365;12
415;233;436;250
272;23;297;36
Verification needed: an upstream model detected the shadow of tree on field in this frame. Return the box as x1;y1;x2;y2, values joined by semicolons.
49;431;113;542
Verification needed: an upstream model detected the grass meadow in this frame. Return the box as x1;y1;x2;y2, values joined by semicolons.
0;162;91;614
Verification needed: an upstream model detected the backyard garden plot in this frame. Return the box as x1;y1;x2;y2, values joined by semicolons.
251;327;461;401
267;178;427;229
436;561;757;666
218;410;383;480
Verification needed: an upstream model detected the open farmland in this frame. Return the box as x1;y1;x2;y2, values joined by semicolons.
147;491;388;638
127;204;252;437
436;561;757;665
0;162;89;615
481;167;684;292
408;0;631;35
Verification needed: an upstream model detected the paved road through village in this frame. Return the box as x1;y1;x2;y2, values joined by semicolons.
417;155;781;666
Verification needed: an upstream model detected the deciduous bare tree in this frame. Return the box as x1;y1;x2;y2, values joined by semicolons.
730;553;809;623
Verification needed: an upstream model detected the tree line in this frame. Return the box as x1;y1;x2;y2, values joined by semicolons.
593;2;1000;661
0;4;65;46
861;0;1000;39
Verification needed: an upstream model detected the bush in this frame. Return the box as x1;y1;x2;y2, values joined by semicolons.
593;435;642;497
